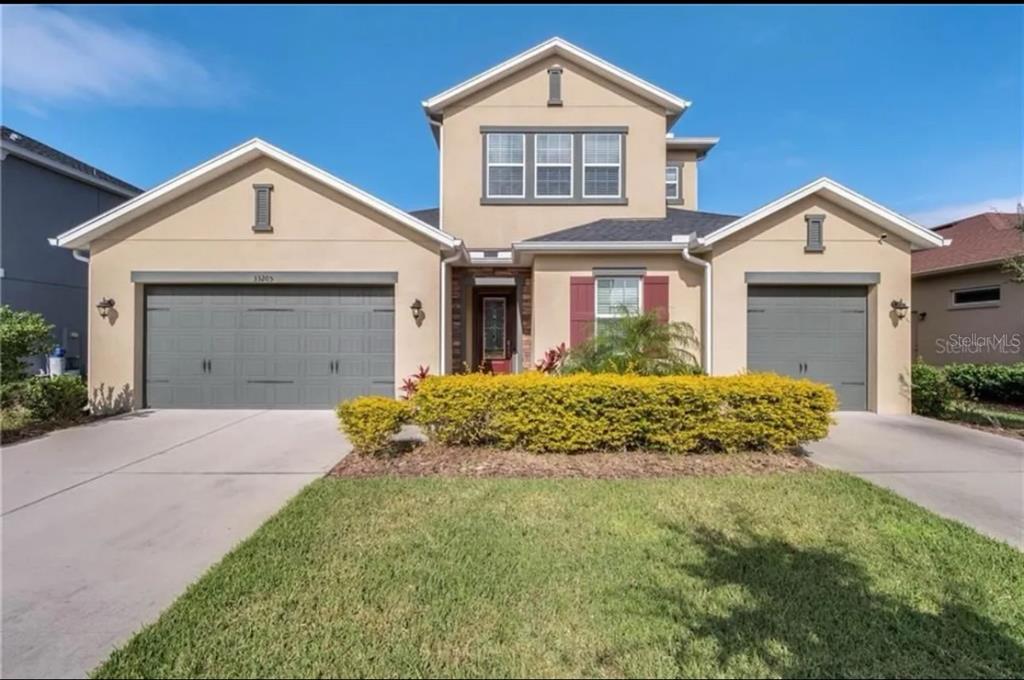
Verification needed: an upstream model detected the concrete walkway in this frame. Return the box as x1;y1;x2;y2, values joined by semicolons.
807;412;1024;549
1;409;344;679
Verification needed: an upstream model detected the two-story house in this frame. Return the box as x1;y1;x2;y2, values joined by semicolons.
2;126;141;372
52;38;946;413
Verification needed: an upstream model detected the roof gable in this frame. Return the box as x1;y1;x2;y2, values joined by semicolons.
52;139;458;251
423;37;689;119
697;178;948;251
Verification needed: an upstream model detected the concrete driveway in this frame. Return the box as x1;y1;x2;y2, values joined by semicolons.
807;412;1024;549
1;409;345;679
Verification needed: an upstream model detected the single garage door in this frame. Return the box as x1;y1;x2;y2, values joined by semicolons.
145;285;394;408
747;285;867;410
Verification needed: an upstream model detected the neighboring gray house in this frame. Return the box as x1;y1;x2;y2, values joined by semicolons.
0;127;141;371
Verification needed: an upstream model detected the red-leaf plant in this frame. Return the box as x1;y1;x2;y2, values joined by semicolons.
534;342;568;374
401;365;431;399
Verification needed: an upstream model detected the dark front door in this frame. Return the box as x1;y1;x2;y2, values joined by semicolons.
472;289;516;373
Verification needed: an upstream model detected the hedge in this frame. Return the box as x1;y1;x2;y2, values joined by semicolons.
413;372;836;454
910;363;962;418
336;396;412;455
943;362;1024;405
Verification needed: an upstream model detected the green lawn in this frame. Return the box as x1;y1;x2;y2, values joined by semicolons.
96;472;1024;679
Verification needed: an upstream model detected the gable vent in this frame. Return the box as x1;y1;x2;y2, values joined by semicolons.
805;214;825;252
253;184;273;232
547;66;563;107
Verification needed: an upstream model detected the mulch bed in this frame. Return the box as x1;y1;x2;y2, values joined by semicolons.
0;415;99;446
330;444;815;480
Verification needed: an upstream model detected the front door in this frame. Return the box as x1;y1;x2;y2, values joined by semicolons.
473;289;516;373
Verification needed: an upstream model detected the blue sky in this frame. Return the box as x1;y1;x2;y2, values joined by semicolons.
2;4;1021;225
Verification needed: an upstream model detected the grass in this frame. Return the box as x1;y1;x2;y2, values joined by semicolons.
951;401;1024;430
95;472;1024;678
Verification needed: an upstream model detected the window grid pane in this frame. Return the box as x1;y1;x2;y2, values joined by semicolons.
535;133;573;197
596;277;640;317
584;134;621;164
585;167;620;198
584;133;621;197
535;133;572;164
536;166;571;197
488;166;524;197
487;133;524;164
666;166;679;199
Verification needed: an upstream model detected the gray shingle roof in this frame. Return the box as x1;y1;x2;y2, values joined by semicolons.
409;207;440;227
1;126;142;195
526;208;739;242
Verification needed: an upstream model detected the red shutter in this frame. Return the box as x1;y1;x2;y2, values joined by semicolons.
644;276;669;323
569;276;595;346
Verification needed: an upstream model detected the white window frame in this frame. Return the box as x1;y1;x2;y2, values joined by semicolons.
665;165;680;200
950;284;1001;308
594;276;642;334
582;133;622;199
534;133;573;199
485;133;526;199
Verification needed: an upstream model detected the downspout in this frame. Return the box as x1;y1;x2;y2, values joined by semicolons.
439;244;465;374
681;245;712;374
72;249;90;264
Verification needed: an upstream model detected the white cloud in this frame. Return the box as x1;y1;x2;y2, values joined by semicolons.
909;195;1023;227
1;5;241;109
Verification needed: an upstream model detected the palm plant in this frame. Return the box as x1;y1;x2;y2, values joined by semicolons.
562;308;701;375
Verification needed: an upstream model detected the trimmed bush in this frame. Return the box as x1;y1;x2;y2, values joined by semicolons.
0;305;54;384
944;362;1024;405
17;375;88;422
414;372;836;454
910;363;962;417
336;396;412;455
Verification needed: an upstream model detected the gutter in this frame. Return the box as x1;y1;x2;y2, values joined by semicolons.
679;241;712;374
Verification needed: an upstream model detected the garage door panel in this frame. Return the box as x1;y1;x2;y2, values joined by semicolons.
146;284;395;408
748;285;867;411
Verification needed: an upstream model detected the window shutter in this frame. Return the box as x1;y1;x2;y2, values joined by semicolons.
253;184;273;232
569;276;594;346
643;276;669;323
547;67;563;106
805;214;824;252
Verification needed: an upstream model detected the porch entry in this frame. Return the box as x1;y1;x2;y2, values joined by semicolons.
472;287;517;373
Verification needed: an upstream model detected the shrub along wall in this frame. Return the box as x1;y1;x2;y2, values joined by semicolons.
943;363;1024;405
413;372;836;454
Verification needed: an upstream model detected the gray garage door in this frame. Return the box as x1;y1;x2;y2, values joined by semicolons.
747;285;868;410
145;285;394;408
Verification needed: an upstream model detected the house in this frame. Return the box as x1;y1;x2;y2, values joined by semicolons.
912;212;1023;364
51;37;946;413
1;126;141;372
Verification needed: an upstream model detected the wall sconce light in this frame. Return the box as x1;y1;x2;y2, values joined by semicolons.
96;297;116;319
890;298;909;320
410;298;425;325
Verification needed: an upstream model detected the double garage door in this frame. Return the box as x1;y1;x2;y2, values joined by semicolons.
747;285;868;410
145;285;394;408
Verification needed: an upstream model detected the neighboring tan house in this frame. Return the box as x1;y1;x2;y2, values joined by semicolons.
912;212;1024;365
1;126;141;372
51;37;946;413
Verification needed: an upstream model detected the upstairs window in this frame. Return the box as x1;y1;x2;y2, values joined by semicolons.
486;133;525;197
665;166;680;200
595;276;641;334
583;133;622;198
535;133;573;198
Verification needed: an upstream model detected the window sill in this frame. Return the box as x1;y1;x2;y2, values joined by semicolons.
481;197;628;206
948;302;1001;311
804;246;826;253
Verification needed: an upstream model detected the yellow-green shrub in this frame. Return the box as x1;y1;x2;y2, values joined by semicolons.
414;372;836;454
336;396;412;455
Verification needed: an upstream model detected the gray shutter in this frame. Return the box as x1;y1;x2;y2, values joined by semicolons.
253;184;273;232
547;67;563;106
805;214;825;252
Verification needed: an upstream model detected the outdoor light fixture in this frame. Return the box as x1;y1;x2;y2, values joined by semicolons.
890;298;909;320
96;297;116;318
410;298;425;324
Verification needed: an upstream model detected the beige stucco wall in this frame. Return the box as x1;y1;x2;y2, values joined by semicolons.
531;253;704;365
709;195;914;414
87;157;442;409
912;266;1024;365
440;55;669;248
666;149;699;210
